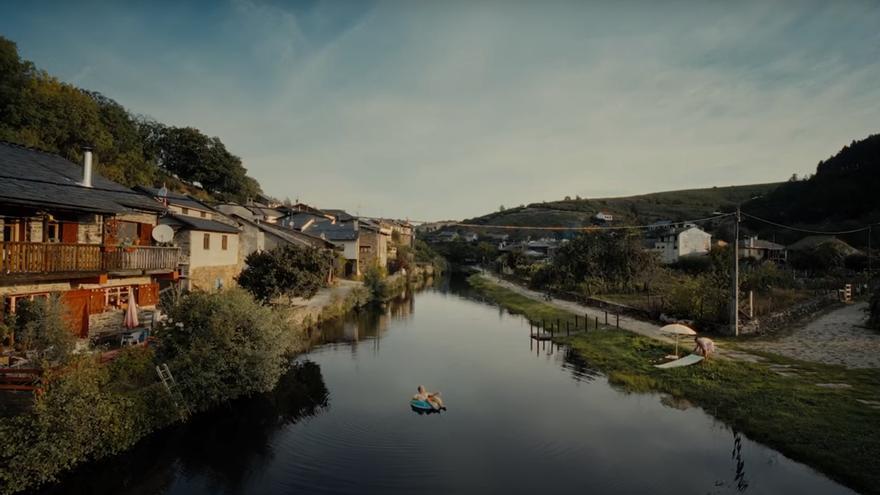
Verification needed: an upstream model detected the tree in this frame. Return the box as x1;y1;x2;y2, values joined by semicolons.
237;245;335;303
4;296;75;364
155;289;287;411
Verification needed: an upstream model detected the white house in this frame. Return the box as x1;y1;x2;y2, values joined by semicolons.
650;225;712;264
594;211;614;222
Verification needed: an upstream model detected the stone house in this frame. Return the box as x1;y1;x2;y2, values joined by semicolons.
137;187;242;291
358;219;391;270
0;142;180;339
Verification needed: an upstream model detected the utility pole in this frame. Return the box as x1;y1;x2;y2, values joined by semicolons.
730;206;740;336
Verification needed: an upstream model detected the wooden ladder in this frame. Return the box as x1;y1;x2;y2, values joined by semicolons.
156;363;190;416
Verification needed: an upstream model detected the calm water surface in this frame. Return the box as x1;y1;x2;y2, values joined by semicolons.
37;278;856;495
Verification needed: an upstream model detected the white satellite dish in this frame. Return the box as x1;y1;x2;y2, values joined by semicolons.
152;224;174;243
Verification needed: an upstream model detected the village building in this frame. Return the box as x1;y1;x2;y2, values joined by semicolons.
739;236;787;263
0;143;180;338
137;187;242;291
594;211;614;223
358;219;392;269
648;224;712;264
303;218;361;277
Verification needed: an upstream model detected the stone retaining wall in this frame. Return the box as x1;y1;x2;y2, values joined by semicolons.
739;293;840;335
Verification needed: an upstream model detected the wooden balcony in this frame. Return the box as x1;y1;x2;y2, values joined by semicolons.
0;242;180;279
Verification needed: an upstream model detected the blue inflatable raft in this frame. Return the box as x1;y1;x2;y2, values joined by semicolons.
410;399;436;411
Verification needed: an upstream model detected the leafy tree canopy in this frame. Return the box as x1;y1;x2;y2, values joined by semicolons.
0;36;262;202
237;245;335;303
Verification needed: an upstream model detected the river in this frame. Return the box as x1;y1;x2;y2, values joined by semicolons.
35;277;855;494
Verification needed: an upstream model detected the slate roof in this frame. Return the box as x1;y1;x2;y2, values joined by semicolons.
233;214;336;249
284;212;330;229
0;141;164;214
136;186;213;212
166;213;240;233
304;221;359;241
323;209;356;222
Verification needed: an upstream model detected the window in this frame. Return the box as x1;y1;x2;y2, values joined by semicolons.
45;221;60;242
203;233;211;250
221;235;228;250
181;207;189;215
200;211;207;218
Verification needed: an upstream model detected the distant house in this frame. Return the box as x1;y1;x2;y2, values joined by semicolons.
137;187;242;291
649;225;712;264
647;220;673;231
279;211;335;231
232;214;337;283
358;219;391;269
739;237;787;263
0;143;180;338
594;211;614;223
303;218;361;277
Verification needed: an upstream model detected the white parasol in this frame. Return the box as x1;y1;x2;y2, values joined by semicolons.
660;323;697;359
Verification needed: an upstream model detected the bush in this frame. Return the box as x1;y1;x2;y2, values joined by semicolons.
0;355;174;494
6;296;75;364
155;288;288;412
237;245;335;303
741;262;797;293
363;263;390;301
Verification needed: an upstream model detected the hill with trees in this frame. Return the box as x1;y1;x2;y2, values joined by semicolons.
0;36;261;203
742;134;880;245
463;183;779;234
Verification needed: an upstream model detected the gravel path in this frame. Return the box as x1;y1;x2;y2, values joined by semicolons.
477;271;674;343
741;302;880;369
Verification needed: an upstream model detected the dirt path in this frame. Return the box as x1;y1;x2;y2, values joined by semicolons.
741;302;880;369
477;271;674;343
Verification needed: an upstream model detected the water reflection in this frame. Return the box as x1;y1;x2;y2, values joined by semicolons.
32;277;856;495
33;361;329;495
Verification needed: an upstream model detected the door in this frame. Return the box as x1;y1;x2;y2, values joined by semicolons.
59;290;91;338
61;222;79;244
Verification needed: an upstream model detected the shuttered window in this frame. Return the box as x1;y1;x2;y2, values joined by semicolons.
203;233;210;250
221;235;228;250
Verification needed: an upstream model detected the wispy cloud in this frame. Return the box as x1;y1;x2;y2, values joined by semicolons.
3;0;879;219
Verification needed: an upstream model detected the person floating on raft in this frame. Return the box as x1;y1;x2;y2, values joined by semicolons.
412;385;445;411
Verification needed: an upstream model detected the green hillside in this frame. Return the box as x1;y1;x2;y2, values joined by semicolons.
465;182;781;229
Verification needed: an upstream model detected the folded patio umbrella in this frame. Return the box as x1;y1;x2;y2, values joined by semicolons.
123;296;139;329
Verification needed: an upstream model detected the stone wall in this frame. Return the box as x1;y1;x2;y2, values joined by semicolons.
188;264;241;292
738;293;840;335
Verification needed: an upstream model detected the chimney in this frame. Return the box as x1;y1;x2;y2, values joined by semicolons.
81;145;94;188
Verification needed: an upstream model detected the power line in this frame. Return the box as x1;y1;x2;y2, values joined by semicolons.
740;212;878;235
432;213;735;232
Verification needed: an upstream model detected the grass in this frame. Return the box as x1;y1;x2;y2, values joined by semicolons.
467;274;880;495
465;182;781;227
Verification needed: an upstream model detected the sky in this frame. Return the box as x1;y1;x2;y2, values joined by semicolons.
2;0;879;220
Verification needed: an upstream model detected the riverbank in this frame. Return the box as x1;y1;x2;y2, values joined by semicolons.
467;273;880;495
0;267;434;495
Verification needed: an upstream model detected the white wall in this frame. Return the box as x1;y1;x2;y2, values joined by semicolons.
677;227;712;259
188;230;240;268
169;204;213;220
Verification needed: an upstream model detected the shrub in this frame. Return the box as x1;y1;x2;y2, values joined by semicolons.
155;288;287;412
363;263;390;301
237;245;335;303
0;355;174;494
741;262;797;293
7;296;75;364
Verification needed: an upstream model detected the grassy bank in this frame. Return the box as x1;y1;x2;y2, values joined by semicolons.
467;274;880;495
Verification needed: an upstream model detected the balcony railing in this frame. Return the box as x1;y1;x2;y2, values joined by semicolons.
0;242;180;276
